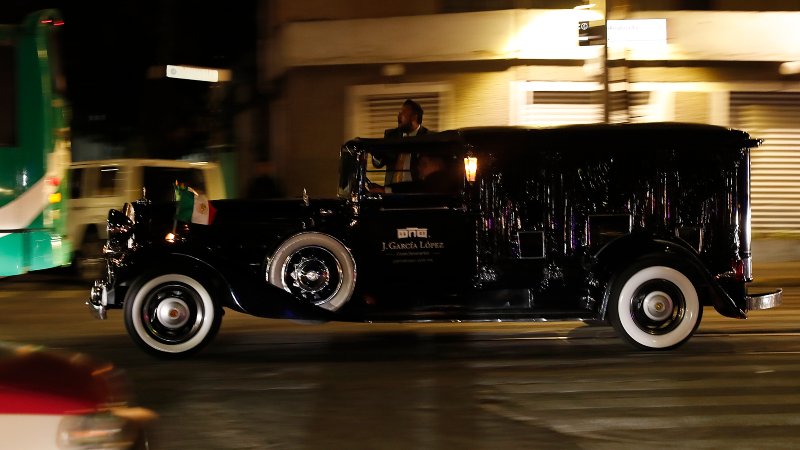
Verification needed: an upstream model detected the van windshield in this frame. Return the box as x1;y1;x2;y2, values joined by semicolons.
143;167;206;202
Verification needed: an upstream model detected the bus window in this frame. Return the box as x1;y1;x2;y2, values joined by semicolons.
47;30;66;96
70;168;85;199
0;45;15;146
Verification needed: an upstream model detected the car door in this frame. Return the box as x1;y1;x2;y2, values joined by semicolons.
355;151;473;309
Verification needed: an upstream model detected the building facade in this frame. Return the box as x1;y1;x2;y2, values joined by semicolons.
260;0;800;239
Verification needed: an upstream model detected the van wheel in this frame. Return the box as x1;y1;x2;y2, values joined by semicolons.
608;264;702;350
267;232;356;311
124;273;222;358
75;230;106;281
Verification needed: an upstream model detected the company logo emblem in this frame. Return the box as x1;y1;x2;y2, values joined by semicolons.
397;227;428;239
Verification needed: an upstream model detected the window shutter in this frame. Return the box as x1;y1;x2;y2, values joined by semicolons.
518;90;603;126
357;92;442;138
628;91;653;123
731;92;800;236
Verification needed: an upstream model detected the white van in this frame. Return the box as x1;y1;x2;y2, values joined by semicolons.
68;159;226;280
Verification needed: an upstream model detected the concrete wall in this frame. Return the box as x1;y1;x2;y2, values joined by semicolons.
451;71;512;127
268;9;800;78
277;69;355;198
267;0;438;29
272;64;519;197
264;6;800;203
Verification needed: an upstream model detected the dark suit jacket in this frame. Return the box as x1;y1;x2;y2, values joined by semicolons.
375;126;429;183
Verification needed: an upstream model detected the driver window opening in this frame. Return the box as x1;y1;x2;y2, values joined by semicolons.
366;151;463;195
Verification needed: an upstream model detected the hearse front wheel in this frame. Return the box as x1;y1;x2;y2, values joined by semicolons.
124;273;222;358
608;264;702;350
268;232;356;311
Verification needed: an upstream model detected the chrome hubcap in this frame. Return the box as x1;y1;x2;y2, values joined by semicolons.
280;246;344;306
291;257;330;294
642;291;673;321
155;297;190;329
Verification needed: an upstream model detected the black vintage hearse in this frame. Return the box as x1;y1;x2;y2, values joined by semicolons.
88;123;782;357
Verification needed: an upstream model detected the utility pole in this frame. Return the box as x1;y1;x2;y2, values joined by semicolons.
577;1;609;123
579;1;631;123
602;0;609;123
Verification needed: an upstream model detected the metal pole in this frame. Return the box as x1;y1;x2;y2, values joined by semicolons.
603;0;610;123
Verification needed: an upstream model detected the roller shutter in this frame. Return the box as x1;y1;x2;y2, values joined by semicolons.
355;92;443;138
518;90;603;126
731;92;800;236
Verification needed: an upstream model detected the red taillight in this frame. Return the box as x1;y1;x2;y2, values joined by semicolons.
730;257;753;282
734;260;745;280
40;19;64;26
46;176;60;187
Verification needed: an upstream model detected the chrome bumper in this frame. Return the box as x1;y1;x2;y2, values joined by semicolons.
746;289;782;311
86;280;109;320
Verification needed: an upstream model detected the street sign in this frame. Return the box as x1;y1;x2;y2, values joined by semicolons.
578;21;606;46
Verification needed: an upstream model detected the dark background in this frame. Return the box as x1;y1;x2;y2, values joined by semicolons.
2;0;258;158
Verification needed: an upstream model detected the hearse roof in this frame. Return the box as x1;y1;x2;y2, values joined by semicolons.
345;122;760;152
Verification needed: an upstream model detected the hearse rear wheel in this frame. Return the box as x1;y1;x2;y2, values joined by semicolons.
608;263;702;350
268;232;356;312
124;273;222;358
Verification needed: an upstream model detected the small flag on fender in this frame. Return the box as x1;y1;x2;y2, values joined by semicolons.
175;183;216;225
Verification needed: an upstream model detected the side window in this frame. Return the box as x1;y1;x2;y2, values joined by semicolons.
367;151;463;195
368;151;414;187
0;44;16;147
416;153;463;194
94;167;119;197
142;167;205;203
69;168;84;199
47;30;66;96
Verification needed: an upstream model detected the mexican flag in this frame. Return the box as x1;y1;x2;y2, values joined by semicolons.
175;183;216;225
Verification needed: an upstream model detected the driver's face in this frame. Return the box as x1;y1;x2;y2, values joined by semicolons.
397;105;416;133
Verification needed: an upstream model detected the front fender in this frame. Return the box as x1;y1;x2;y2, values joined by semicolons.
114;249;335;322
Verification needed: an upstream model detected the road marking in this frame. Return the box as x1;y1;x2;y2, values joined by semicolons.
490;330;800;342
0;289;84;299
699;331;800;337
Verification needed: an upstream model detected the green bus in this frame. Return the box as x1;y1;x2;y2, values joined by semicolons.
0;10;71;276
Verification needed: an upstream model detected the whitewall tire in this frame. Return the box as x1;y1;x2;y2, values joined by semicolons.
124;273;222;357
609;265;702;350
267;232;356;312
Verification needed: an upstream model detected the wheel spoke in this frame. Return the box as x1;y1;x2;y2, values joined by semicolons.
282;246;343;305
267;232;357;312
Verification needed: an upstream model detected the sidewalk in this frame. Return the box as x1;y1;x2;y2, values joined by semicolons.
751;239;800;286
752;261;800;287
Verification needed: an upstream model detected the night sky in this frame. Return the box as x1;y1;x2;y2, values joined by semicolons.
3;0;257;156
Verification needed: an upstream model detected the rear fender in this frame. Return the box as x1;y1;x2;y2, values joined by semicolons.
595;235;746;319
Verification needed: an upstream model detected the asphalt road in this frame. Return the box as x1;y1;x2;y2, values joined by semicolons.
1;270;799;449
